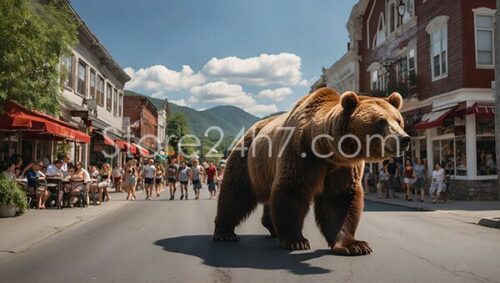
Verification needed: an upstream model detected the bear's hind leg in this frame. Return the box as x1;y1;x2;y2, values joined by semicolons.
261;204;277;238
272;188;311;250
315;169;372;256
213;156;257;242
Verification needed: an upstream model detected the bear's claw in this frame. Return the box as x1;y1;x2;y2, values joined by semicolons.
213;233;240;242
280;237;311;250
331;240;372;256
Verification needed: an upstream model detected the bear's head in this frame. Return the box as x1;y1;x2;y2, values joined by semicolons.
335;91;410;162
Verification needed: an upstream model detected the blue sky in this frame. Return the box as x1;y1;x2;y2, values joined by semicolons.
71;0;357;117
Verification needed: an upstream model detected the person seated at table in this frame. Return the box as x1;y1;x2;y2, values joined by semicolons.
2;162;16;180
89;166;100;180
46;159;64;177
99;163;112;203
25;160;50;209
64;162;85;206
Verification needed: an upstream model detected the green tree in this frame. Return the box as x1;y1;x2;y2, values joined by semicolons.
0;0;78;115
166;113;190;155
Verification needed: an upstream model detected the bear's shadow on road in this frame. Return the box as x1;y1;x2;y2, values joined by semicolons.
154;235;332;275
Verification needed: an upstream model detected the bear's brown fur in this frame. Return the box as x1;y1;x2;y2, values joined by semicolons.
213;87;409;256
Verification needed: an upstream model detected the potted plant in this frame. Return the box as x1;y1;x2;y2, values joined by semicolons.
0;176;28;217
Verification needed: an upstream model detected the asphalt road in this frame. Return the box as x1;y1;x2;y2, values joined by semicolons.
1;188;499;283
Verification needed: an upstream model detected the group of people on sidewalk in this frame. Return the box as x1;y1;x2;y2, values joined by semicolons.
2;154;115;209
1;153;226;209
363;157;450;204
113;158;224;201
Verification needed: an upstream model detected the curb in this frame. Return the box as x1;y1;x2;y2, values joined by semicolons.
364;198;434;212
477;218;500;229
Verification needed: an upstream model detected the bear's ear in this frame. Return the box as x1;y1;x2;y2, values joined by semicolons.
387;92;403;110
340;91;360;111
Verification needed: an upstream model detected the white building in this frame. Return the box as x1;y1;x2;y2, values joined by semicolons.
59;2;130;166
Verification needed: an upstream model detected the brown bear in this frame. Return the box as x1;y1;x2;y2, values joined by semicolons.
213;87;409;256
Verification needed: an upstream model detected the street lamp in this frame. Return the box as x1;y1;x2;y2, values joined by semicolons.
397;0;406;21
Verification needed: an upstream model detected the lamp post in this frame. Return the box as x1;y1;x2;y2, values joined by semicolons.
397;0;406;22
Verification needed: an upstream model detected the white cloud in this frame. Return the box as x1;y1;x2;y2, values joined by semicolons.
257;87;292;101
201;53;304;86
151;91;167;99
189;81;276;116
124;65;205;93
170;99;188;107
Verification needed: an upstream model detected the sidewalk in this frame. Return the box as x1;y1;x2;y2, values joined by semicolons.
0;192;134;257
364;192;500;229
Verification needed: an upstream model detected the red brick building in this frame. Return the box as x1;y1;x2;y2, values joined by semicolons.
123;94;160;151
352;0;497;199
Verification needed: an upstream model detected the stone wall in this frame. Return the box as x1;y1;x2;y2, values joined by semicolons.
448;179;499;201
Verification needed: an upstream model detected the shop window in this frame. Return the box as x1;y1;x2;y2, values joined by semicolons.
477;138;497;176
436;116;455;135
77;60;87;96
106;83;112;112
432;137;467;177
476;116;495;135
455;137;467;176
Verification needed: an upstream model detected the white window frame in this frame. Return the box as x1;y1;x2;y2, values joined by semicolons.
473;7;496;69
426;16;449;82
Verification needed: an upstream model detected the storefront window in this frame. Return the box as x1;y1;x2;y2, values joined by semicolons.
437;117;454;135
432;137;466;176
477;137;497;176
477;116;495;135
455;137;467;176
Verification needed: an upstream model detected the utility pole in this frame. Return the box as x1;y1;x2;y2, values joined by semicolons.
495;0;500;199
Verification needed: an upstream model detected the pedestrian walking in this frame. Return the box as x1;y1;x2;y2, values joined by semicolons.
112;163;124;193
385;158;399;198
155;162;163;197
124;160;138;201
413;158;426;202
190;159;204;200
204;160;218;199
377;167;388;198
429;163;446;203
178;161;191;200
403;159;415;201
167;160;178;200
142;158;156;200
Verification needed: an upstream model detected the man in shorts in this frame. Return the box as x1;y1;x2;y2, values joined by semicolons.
190;159;204;200
204;160;218;199
177;161;191;200
142;158;156;200
167;159;178;200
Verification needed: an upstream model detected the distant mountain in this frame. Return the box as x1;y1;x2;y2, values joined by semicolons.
168;103;259;138
261;111;287;120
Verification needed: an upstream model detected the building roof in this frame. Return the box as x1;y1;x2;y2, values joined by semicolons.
124;90;168;112
63;0;131;84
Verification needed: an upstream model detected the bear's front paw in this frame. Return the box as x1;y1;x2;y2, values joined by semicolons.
331;240;372;256
279;236;310;250
213;233;240;242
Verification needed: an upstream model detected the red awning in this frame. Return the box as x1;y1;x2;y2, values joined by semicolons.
103;135;114;146
466;103;496;118
132;143;149;156
414;107;456;131
115;141;137;154
0;101;90;143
